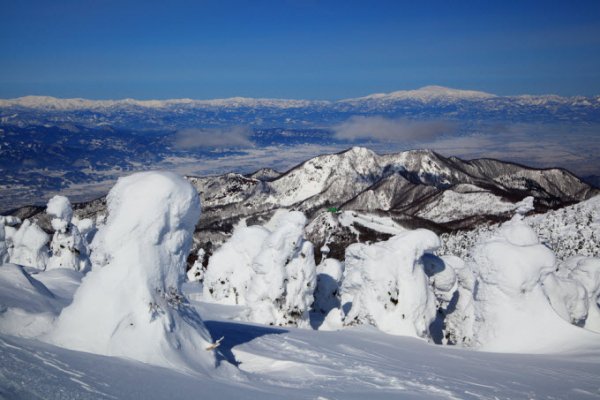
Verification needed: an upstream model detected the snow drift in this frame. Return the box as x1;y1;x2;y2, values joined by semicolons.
47;171;217;373
0;264;59;337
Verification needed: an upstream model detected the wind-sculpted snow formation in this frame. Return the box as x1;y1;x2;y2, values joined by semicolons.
47;171;217;373
204;210;316;327
341;229;440;338
7;219;49;269
200;196;600;351
469;213;600;352
0;264;60;337
45;195;91;272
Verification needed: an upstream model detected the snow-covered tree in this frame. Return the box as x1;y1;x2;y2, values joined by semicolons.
245;211;316;327
203;224;269;304
204;210;317;327
437;255;476;346
469;213;599;352
49;171;217;373
557;256;600;332
341;229;440;339
187;248;206;282
9;219;49;269
45;195;91;272
312;258;344;315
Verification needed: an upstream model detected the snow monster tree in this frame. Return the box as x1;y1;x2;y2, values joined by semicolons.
49;171;217;373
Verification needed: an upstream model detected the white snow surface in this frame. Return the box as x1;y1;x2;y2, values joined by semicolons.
1;290;600;399
0;264;60;337
47;171;217;373
338;211;406;235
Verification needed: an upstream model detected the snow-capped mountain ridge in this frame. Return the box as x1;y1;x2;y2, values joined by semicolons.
1;86;597;110
339;85;497;103
176;147;599;259
3;86;599;133
0;95;326;110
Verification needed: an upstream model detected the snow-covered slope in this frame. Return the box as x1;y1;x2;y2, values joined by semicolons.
191;147;595;223
440;194;600;261
3;86;597;112
2;167;600;398
181;147;597;257
0;95;325;110
2;318;600;400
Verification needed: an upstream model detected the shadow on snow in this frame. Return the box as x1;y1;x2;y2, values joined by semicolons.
204;320;287;367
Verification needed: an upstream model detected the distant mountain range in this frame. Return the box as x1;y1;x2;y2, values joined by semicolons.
2;86;599;130
2;86;599;213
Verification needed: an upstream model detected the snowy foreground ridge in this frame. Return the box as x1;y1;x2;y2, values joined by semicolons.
1;171;600;399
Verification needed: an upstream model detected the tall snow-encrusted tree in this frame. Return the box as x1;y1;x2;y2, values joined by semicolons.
203;224;270;305
48;171;217;373
204;210;317;327
341;229;440;339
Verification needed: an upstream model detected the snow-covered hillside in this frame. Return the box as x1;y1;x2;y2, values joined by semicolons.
1;168;600;399
439;195;600;261
182;147;598;260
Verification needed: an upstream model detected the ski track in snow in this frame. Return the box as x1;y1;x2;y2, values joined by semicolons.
0;337;115;399
2;307;600;399
227;327;600;399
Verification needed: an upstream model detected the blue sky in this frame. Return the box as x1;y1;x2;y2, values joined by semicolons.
1;0;600;99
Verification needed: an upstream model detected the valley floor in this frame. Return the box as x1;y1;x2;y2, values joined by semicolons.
2;285;599;400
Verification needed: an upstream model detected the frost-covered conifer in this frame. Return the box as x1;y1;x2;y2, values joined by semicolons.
9;220;49;269
470;213;599;352
187;248;206;282
46;195;91;272
205;210;316;326
49;171;217;373
341;229;439;338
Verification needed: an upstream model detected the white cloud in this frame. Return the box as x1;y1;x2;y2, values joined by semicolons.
332;116;458;142
173;126;254;149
